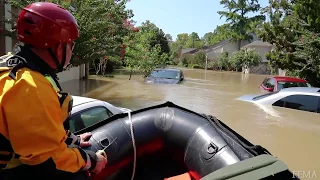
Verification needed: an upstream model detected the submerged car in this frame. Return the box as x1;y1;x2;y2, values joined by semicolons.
145;68;184;84
259;76;310;93
238;87;320;114
67;96;131;132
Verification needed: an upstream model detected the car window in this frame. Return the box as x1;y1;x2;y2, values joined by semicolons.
318;97;320;113
265;78;275;88
262;78;269;86
277;81;308;91
272;97;285;107
273;95;319;113
149;70;180;79
68;107;113;132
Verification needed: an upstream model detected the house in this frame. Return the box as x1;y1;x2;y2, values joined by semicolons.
0;2;86;86
177;48;197;59
241;40;273;74
178;34;275;75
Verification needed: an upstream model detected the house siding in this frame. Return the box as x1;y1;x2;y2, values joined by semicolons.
0;1;6;55
205;35;261;61
207;41;239;61
248;45;273;62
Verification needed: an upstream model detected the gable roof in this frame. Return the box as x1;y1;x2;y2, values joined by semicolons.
180;48;197;54
241;40;273;49
186;38;233;55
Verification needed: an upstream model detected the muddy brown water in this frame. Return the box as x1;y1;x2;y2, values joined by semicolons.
61;68;320;179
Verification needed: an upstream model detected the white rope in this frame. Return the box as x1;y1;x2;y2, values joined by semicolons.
128;111;136;180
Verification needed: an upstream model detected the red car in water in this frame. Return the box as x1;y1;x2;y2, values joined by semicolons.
259;76;310;93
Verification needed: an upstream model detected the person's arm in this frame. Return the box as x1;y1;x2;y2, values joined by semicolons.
2;71;97;173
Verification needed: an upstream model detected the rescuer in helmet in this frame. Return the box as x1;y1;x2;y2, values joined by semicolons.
0;2;107;179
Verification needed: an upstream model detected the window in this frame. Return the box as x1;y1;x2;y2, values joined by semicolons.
262;78;269;86
265;78;275;88
318;98;320;113
68;107;113;132
273;95;319;113
149;70;180;79
272;98;285;107
277;81;308;91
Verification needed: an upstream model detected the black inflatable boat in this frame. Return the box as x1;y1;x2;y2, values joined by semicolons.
76;102;299;180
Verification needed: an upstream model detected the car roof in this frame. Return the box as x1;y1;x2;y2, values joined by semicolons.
153;68;181;72
279;87;320;93
72;95;98;107
267;76;307;83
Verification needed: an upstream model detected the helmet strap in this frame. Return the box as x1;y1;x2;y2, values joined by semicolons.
48;45;66;73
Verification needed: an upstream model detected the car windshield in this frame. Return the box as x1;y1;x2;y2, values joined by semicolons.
277;81;308;90
149;70;180;79
253;91;279;101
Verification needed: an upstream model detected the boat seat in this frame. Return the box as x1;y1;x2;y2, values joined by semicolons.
164;172;192;180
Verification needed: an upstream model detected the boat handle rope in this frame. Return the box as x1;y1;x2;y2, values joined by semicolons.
128;110;136;180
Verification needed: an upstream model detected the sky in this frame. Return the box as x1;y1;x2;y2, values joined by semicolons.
126;0;270;41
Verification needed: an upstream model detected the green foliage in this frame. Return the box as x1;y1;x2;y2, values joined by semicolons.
259;0;320;86
4;0;134;68
123;20;171;77
217;52;231;70
169;32;204;61
138;45;169;77
206;49;261;71
178;50;206;68
218;0;265;49
169;0;266;67
202;24;232;46
230;48;262;68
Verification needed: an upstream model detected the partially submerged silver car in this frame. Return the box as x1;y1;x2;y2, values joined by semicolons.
237;87;320;114
67;96;131;132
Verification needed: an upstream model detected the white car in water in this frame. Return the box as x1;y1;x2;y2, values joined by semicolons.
237;87;320;114
67;96;131;132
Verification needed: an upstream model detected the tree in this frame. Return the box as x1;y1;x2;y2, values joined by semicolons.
202;24;232;46
165;34;173;44
216;52;230;70
137;20;170;54
230;48;262;69
258;0;320;86
3;0;135;68
218;0;265;49
123;20;171;78
185;32;203;48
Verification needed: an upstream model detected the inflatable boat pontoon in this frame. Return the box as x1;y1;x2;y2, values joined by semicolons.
76;102;299;180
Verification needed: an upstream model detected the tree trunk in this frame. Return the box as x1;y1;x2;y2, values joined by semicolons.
129;69;132;80
85;62;89;79
238;40;242;50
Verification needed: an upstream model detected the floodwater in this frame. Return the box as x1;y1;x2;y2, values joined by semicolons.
61;68;320;179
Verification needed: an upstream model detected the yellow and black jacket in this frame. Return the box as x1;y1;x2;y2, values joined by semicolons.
0;49;97;179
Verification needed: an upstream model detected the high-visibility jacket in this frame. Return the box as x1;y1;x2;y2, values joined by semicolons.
0;51;97;178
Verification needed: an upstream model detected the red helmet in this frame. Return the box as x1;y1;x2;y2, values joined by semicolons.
17;2;79;49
